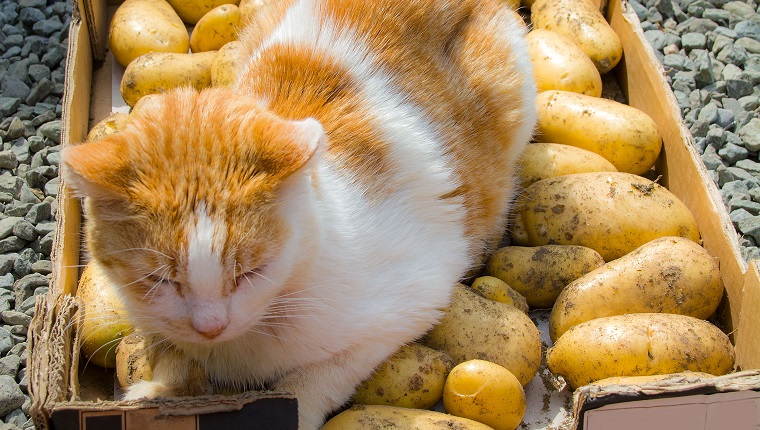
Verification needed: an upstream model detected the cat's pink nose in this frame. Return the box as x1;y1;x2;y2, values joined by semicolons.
192;317;228;339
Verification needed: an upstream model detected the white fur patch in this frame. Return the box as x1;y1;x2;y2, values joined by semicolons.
186;204;226;296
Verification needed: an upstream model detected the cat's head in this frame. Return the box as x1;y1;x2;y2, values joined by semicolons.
63;87;325;345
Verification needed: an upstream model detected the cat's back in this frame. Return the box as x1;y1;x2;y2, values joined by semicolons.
240;0;536;258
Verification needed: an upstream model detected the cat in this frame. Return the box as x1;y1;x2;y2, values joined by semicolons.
61;0;536;427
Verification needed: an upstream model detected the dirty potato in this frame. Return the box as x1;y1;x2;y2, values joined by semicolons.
550;236;723;341
470;276;529;314
108;0;190;68
517;143;617;188
167;0;239;24
423;285;541;386
321;404;494;429
485;245;604;309
547;313;735;389
211;41;244;87
120;51;218;107
190;4;241;52
353;343;454;410
116;332;153;387
443;360;526;430
86;112;129;142
531;0;622;73
526;29;602;97
510;172;701;261
534;90;662;175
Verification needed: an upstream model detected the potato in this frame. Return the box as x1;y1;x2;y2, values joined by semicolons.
510;172;701;261
86;112;129;142
211;41;244;87
108;0;190;68
120;51;218;107
166;0;239;24
76;261;133;369
423;285;541;386
321;404;494;430
531;0;622;73
546;313;735;389
535;90;662;175
485;245;604;309
526;29;602;97
190;4;241;53
518;143;617;188
443;360;526;430
353;343;454;410
116;332;153;388
470;276;529;314
549;236;723;341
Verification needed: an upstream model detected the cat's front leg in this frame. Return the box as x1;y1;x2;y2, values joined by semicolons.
121;345;212;400
273;345;397;430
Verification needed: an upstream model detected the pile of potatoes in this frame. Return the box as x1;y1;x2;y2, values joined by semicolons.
108;0;252;107
74;0;737;428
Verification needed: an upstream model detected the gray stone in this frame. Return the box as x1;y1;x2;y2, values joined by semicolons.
717;108;735;128
9;139;29;165
0;328;11;356
739;118;760;151
702;8;731;24
698;102;720;123
0;218;21;241
0;376;24;417
13;249;37;279
739;95;759;110
736;37;760;54
30;260;51;275
717;44;749;66
0;98;20;117
645;30;669;51
721;179;751;201
722;63;744;80
683;32;708;50
18;186;40;205
731;208;755;225
38;120;61;144
0;78;29;102
703;145;726;169
738;216;760;243
0;238;24;254
719;165;760;186
693;51;716;86
631;0;649;21
2;312;30;328
735;20;760;42
736;159;760;174
719;142;749;164
690;18;720;33
5;202;33;218
0;274;13;291
11;221;35;242
32;17;63;37
41;44;66;69
38;231;54;256
0;175;22;200
24;78;54;106
690;118;711;137
24;201;50;224
4;119;24;142
0;152;17;171
34;221;55;237
723;1;755;19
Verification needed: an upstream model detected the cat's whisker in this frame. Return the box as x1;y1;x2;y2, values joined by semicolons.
103;247;175;261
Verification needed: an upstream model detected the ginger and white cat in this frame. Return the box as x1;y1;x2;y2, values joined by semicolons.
62;0;535;427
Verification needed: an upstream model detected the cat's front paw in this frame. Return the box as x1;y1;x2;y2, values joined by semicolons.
122;381;174;400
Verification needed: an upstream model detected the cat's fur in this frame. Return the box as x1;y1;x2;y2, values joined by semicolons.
62;0;536;427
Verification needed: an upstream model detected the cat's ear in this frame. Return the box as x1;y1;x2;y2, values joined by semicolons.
61;139;134;204
258;116;325;180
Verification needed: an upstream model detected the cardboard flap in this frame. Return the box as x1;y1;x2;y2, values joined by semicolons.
575;370;760;429
76;0;109;61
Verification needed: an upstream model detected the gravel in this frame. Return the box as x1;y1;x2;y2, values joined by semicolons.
637;0;760;261
0;0;71;427
0;0;756;427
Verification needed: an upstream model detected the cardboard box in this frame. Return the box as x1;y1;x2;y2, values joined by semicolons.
28;0;760;428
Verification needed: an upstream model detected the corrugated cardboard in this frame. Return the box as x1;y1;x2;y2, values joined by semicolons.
29;0;760;428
